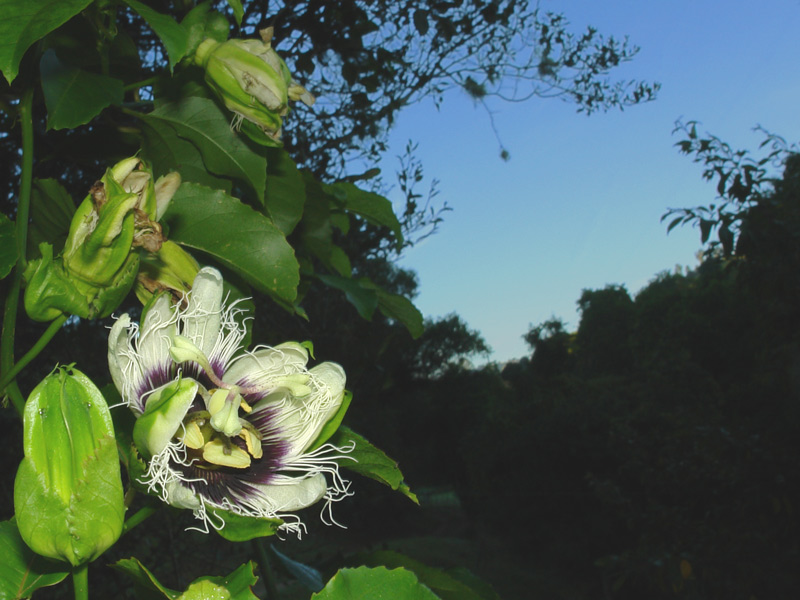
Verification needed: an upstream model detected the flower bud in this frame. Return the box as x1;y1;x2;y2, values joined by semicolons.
134;240;200;305
14;366;124;566
24;158;179;322
194;27;314;147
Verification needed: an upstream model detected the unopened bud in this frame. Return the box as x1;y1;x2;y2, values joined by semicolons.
14;367;124;566
193;29;314;147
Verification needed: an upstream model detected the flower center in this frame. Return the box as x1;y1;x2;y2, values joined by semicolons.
177;388;263;470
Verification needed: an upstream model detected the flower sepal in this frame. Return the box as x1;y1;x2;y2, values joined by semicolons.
133;377;200;460
208;508;283;542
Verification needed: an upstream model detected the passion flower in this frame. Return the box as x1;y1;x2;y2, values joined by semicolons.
108;267;351;535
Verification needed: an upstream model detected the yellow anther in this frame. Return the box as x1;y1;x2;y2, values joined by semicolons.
202;438;251;469
180;421;205;450
240;428;263;459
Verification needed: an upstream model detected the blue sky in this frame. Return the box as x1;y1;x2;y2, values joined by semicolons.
379;0;800;363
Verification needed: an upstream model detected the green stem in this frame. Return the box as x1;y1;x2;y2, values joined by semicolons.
16;88;33;270
1;88;34;416
253;539;279;600
0;315;67;396
72;563;89;600
122;504;159;535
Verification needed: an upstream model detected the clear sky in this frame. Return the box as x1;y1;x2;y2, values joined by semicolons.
379;0;800;363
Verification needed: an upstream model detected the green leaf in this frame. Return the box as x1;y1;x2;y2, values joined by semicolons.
182;562;259;600
164;183;299;302
141;97;266;202
124;0;188;70
0;519;69;600
264;148;305;235
312;567;440;600
317;274;378;320
0;213;17;279
328;426;418;504
0;0;92;85
113;558;259;600
324;182;403;245
225;0;244;27
209;509;282;542
377;289;424;338
328;246;352;277
139;119;233;193
111;558;180;600
27;179;75;258
39;50;123;130
351;551;498;600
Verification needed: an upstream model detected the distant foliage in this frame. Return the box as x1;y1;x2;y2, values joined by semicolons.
663;120;799;256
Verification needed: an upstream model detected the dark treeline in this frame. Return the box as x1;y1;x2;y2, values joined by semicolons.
339;135;800;598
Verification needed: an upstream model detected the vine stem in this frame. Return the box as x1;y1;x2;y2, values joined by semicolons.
122;504;159;535
1;88;34;415
253;538;279;599
72;563;89;600
0;315;67;397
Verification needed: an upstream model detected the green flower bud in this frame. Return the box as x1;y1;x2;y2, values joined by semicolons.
63;158;174;287
14;367;124;566
23;158;180;322
135;240;200;305
194;27;315;147
23;243;91;321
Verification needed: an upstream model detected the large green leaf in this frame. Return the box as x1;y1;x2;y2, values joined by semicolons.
377;289;424;338
39;50;123;130
312;567;440;600
351;551;499;600
317;274;378;320
141;97;266;202
0;213;17;279
139;119;233;193
325;181;404;245
329;427;418;504
0;519;69;600
264;148;305;235
0;0;92;84
164;183;298;302
124;0;188;70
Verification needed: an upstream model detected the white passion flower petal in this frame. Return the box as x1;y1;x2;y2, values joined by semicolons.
222;343;309;389
108;313;133;397
182;267;223;357
245;473;328;513
249;360;346;460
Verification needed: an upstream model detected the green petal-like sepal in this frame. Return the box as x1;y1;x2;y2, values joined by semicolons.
135;240;199;305
23;243;91;321
13;367;124;566
133;377;200;459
